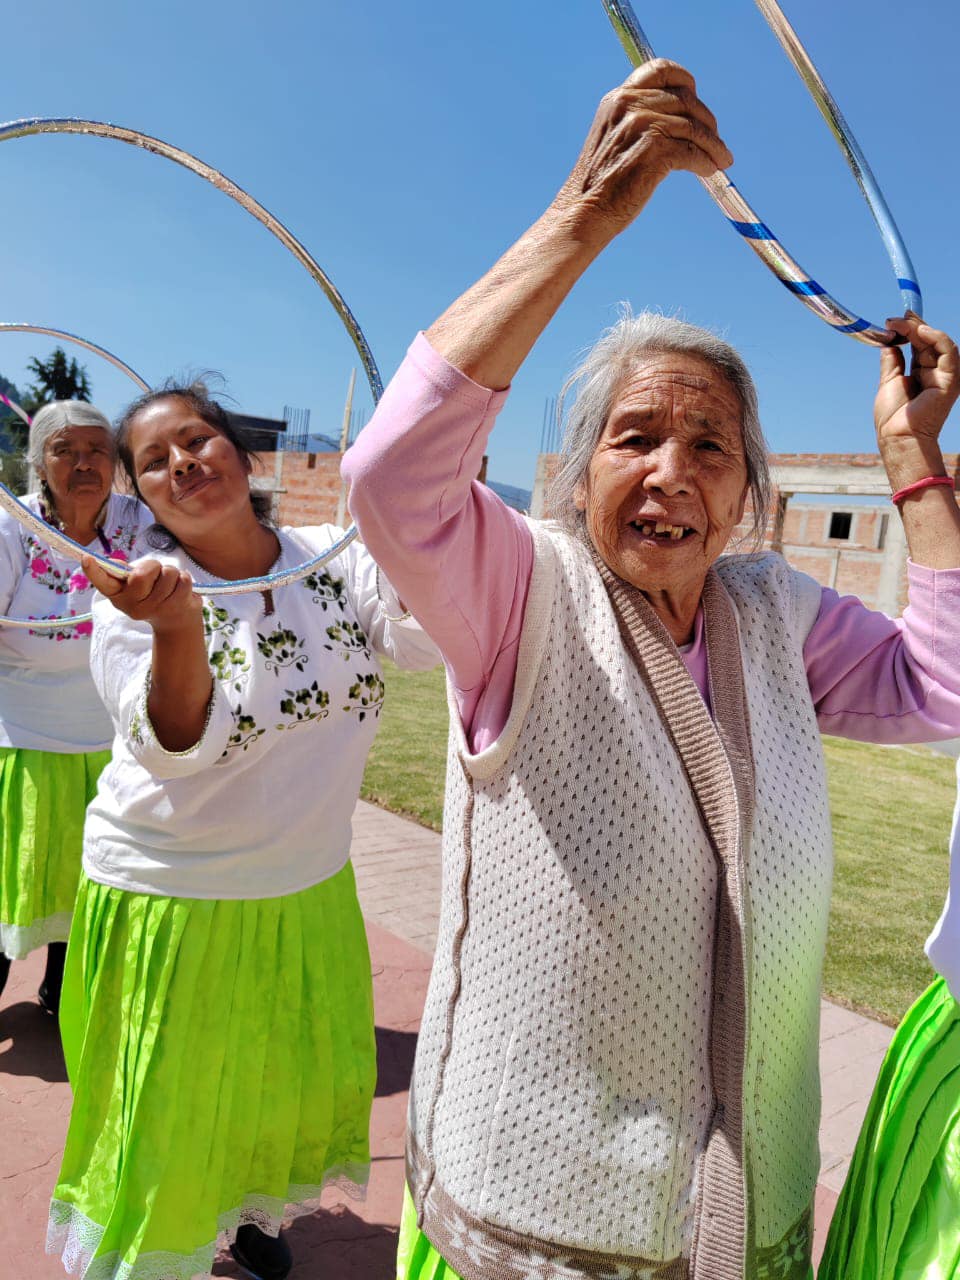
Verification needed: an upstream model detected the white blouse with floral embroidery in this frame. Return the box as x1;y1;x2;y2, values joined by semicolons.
0;492;150;752
83;524;440;899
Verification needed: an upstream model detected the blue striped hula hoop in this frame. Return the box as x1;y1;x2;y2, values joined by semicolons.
601;0;921;347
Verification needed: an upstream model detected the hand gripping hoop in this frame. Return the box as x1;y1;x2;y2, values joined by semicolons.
0;117;383;627
601;0;922;345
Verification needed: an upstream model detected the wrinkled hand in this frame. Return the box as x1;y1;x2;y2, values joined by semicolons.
552;59;733;240
82;555;202;634
875;314;960;446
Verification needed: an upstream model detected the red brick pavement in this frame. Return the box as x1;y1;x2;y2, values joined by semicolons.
0;923;431;1280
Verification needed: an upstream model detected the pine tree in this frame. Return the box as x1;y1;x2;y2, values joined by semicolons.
23;348;92;413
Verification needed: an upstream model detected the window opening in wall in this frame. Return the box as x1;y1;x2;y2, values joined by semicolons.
828;512;852;540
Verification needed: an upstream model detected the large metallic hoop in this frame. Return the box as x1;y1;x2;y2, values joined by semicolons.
601;0;921;346
0;323;151;395
0;115;382;605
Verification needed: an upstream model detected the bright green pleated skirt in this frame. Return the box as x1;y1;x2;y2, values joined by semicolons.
0;746;110;960
397;1185;461;1280
47;861;376;1280
819;976;960;1280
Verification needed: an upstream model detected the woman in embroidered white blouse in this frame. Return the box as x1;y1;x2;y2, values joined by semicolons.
44;381;438;1280
0;401;147;1015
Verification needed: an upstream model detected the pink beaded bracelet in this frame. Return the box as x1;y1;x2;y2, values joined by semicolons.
890;474;955;505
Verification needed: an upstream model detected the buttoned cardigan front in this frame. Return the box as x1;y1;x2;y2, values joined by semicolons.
407;522;831;1280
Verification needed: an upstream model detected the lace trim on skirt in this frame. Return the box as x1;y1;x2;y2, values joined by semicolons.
0;911;72;959
47;1161;369;1280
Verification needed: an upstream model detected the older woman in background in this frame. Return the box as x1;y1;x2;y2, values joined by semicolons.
344;61;960;1280
0;401;146;1013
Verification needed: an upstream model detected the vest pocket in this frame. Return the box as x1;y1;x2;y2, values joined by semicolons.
476;1015;694;1260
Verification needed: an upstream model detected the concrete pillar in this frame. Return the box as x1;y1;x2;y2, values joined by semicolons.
877;511;908;615
530;454;553;520
770;491;788;554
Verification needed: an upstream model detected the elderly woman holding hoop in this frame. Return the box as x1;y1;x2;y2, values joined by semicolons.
343;61;960;1280
45;380;438;1280
0;400;146;1014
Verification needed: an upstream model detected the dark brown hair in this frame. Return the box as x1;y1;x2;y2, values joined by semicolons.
116;378;273;549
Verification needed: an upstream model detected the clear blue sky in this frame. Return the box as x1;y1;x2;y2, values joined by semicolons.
1;1;958;493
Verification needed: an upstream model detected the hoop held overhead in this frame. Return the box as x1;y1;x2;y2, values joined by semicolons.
600;0;921;346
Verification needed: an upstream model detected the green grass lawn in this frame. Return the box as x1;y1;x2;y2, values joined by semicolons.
821;736;953;1023
362;661;955;1024
360;661;449;832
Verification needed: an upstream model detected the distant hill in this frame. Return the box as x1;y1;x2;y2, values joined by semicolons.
487;480;531;513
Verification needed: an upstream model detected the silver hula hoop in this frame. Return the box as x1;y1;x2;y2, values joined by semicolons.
601;0;921;346
0;115;382;621
0;324;151;628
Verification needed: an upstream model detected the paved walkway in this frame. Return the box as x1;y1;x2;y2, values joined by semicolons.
1;915;432;1280
2;799;895;1276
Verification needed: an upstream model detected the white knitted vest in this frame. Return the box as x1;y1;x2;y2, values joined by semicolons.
407;522;832;1280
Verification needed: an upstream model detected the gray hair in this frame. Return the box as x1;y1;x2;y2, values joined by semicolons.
548;311;772;548
28;400;114;474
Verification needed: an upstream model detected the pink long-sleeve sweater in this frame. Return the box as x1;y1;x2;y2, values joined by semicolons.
344;333;960;753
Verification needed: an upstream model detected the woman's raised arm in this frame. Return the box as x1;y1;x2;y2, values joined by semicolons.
876;314;960;570
345;62;731;741
427;60;732;388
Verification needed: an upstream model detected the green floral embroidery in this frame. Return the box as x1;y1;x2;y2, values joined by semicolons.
302;570;347;612
343;671;385;722
210;642;251;692
202;603;238;639
324;619;371;662
130;707;145;747
257;625;308;674
222;707;266;757
276;682;330;729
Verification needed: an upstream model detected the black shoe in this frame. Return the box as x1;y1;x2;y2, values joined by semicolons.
38;941;67;1016
37;982;58;1016
230;1224;293;1280
0;951;10;1002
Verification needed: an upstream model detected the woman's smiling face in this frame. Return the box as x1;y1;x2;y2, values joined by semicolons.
577;352;750;610
128;396;254;540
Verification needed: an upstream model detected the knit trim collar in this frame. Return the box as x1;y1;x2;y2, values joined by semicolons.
595;554;755;1280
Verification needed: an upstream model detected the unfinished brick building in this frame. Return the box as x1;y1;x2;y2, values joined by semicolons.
251;450;345;528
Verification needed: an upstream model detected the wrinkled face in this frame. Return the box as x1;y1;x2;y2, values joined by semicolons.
41;424;114;509
128;397;252;541
577;354;749;599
